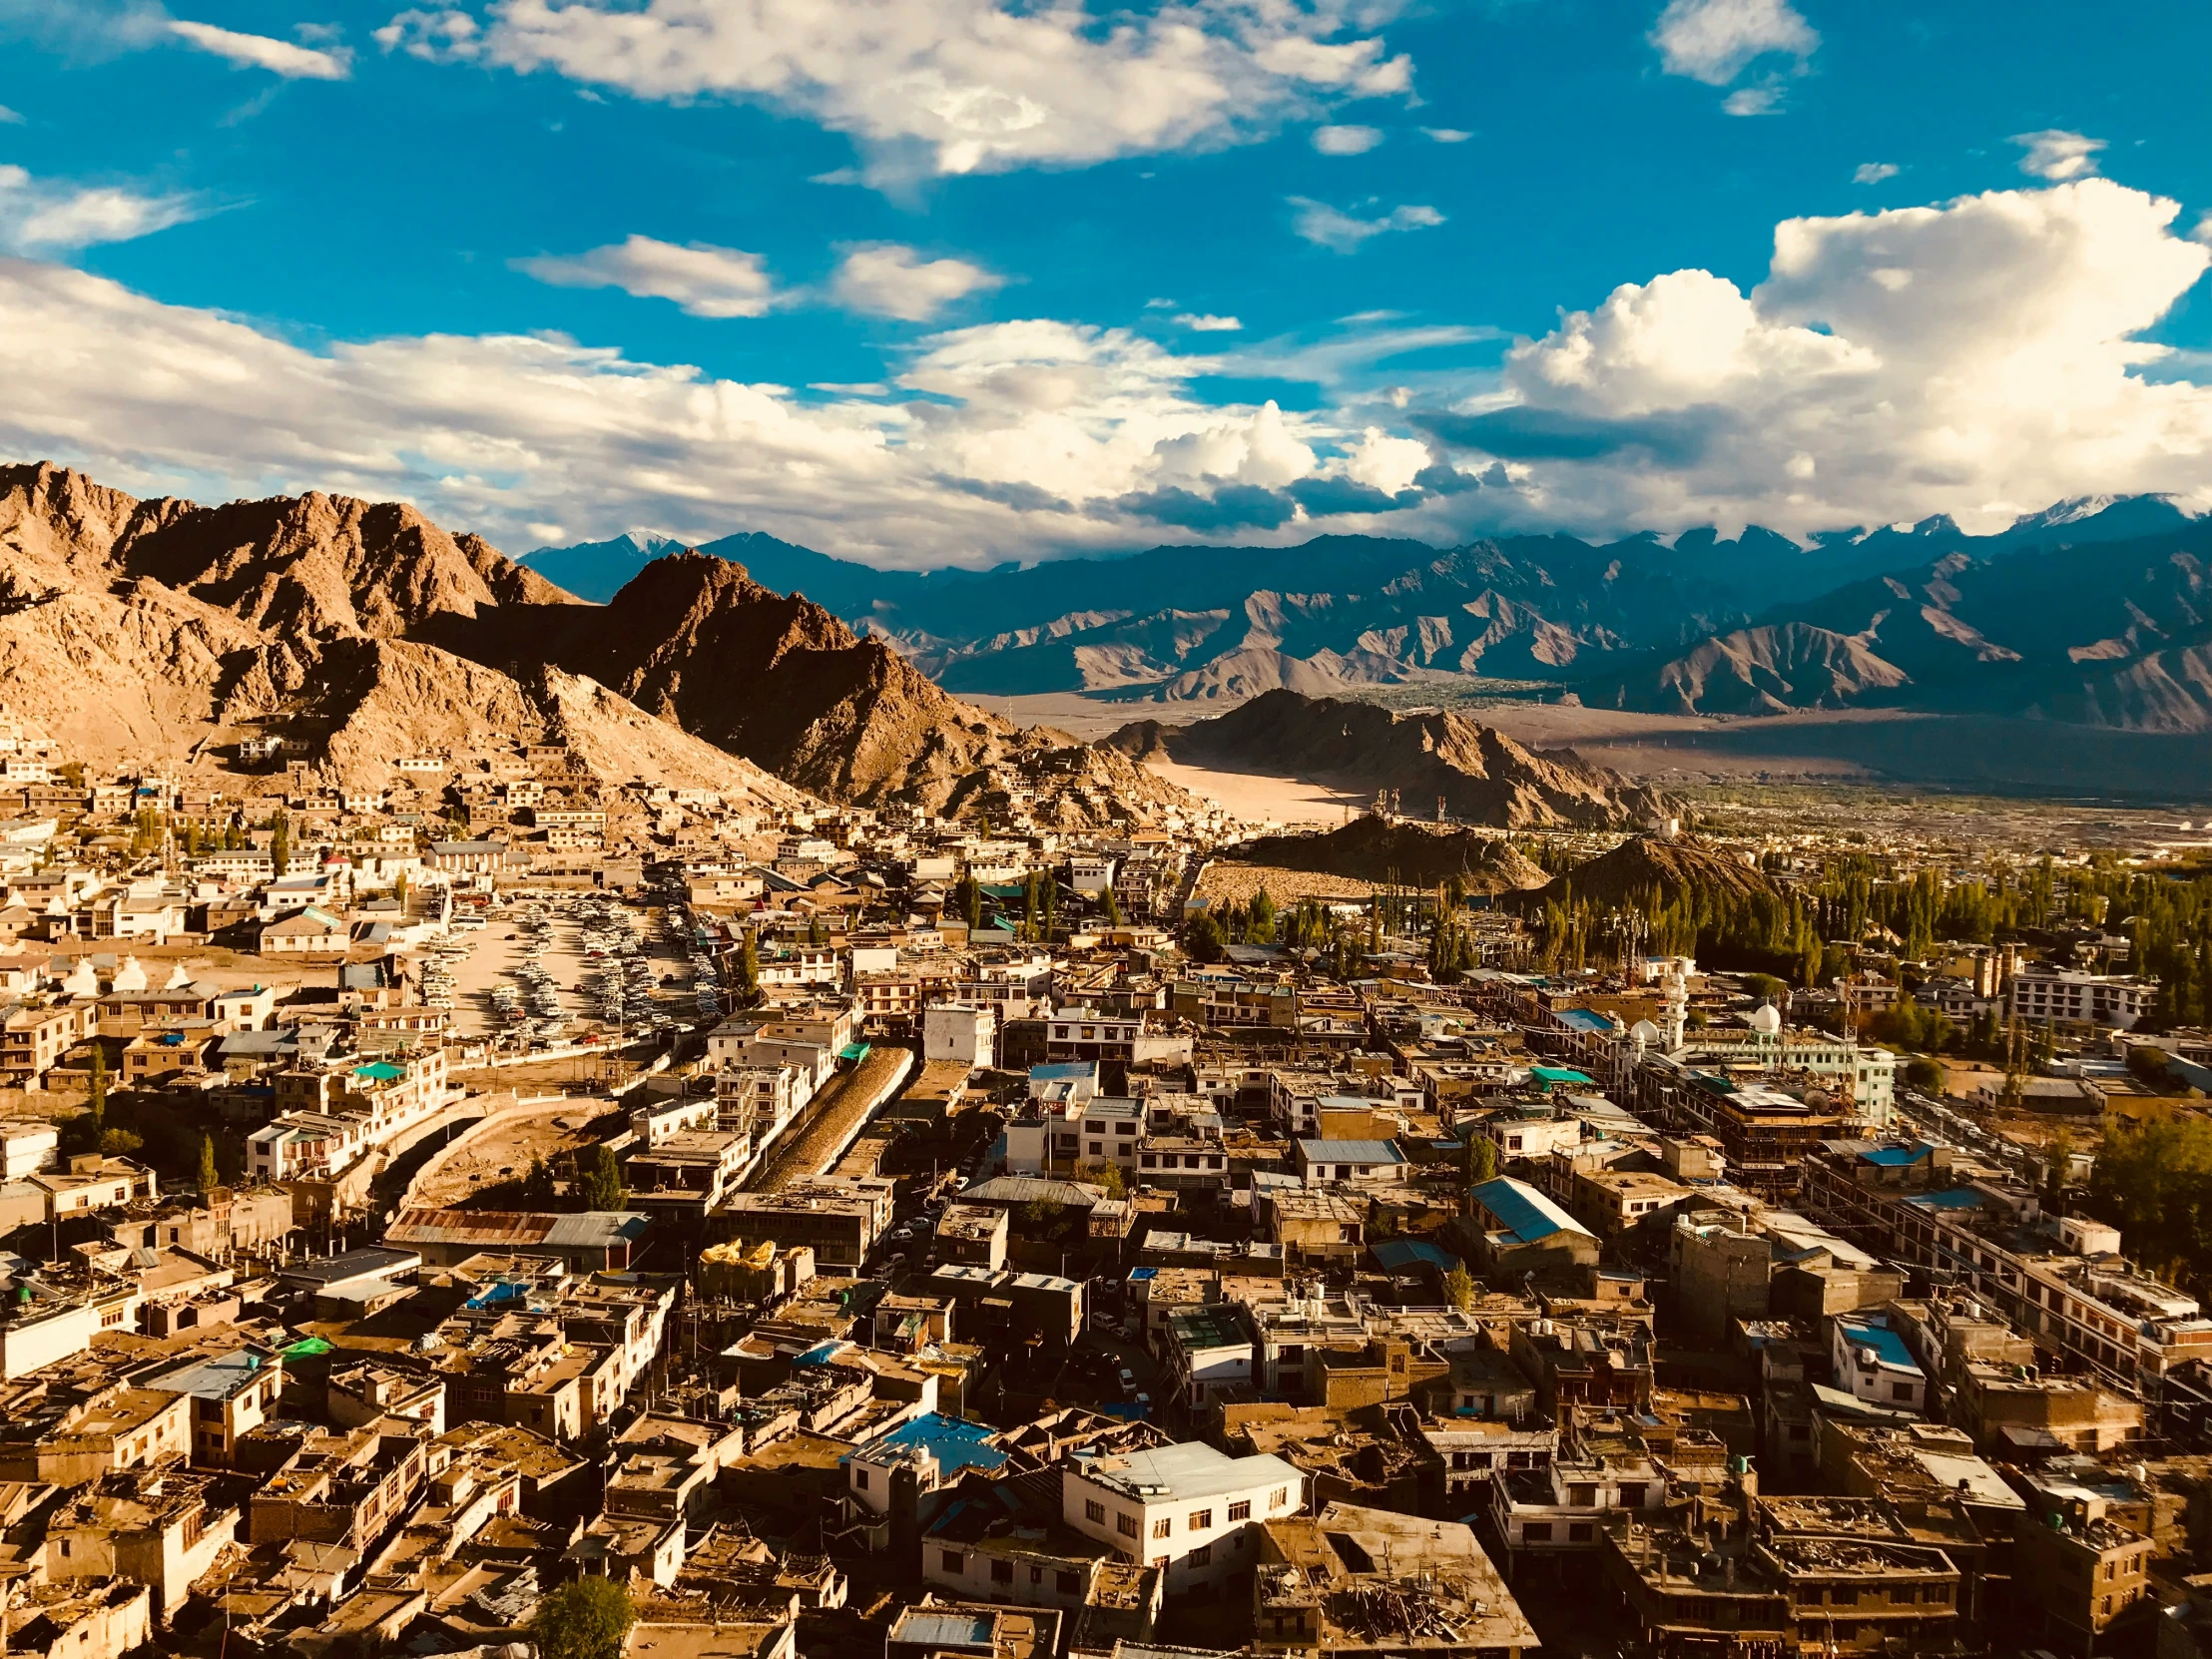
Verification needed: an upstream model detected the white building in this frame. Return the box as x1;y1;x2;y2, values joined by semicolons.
922;1003;997;1068
2009;965;2157;1031
1831;1312;1927;1412
1063;1441;1304;1593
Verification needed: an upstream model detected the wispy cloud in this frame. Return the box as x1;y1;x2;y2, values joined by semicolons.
0;106;23;125
1289;197;1443;253
2013;129;2104;181
0;164;202;254
1722;84;1782;116
168;17;350;77
1175;313;1243;331
1853;161;1900;185
514;235;778;317
1420;127;1472;143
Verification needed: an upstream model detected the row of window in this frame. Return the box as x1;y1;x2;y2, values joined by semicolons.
1087;1495;1263;1538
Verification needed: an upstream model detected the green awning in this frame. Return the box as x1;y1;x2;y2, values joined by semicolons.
838;1043;871;1062
280;1337;333;1358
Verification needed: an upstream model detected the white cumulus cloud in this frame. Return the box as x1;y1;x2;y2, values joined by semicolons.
1853;162;1899;185
1650;0;1817;85
1424;178;2212;537
1289;197;1443;253
2014;129;2105;182
830;243;1002;322
0;256;1403;564
168;18;351;77
513;236;777;318
376;0;1414;180
1175;313;1243;331
0;165;200;255
1312;124;1382;155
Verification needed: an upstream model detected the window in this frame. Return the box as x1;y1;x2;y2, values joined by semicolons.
1086;1500;1106;1523
1029;1566;1042;1585
1057;1571;1082;1595
1568;1523;1593;1542
1271;1487;1289;1509
1118;1513;1140;1539
1228;1500;1251;1522
940;1550;965;1573
1891;1382;1916;1401
1191;1543;1212;1566
1190;1509;1213;1530
1152;1517;1172;1539
990;1560;1014;1585
1523;1523;1553;1542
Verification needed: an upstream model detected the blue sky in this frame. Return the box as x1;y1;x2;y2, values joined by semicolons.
6;0;2212;567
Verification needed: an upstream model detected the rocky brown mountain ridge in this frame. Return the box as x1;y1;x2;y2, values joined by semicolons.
1512;830;1782;914
1221;817;1550;891
0;463;1193;822
1104;689;1673;829
443;549;1195;820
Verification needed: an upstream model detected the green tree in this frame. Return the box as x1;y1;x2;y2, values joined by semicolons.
1442;1265;1476;1312
1183;908;1228;964
100;1127;144;1157
1076;1159;1127;1200
198;1133;219;1194
270;810;290;876
952;873;983;931
530;1577;636;1659
1247;889;1277;945
87;1044;107;1134
575;1144;626;1212
734;930;761;1006
1101;886;1123;927
1468;1135;1500;1186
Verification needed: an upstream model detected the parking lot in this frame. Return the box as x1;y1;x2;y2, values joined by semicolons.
424;891;716;1046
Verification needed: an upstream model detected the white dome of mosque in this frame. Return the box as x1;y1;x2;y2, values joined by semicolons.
1749;1003;1783;1035
1630;1019;1663;1043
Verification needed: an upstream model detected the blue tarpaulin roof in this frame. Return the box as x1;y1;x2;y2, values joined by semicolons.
1470;1176;1594;1244
1862;1145;1930;1167
1373;1239;1462;1274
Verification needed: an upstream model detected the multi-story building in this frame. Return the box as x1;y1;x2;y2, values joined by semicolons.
1062;1441;1305;1593
2009;965;2157;1031
1801;1140;2212;1384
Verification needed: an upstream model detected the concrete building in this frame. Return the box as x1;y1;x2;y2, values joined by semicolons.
1063;1441;1305;1594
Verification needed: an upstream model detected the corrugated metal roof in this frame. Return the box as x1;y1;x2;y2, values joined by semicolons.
387;1208;649;1248
1470;1176;1593;1245
1297;1139;1404;1165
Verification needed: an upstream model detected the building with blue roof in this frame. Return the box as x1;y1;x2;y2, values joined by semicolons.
1466;1175;1599;1283
843;1410;1012;1531
1832;1312;1927;1413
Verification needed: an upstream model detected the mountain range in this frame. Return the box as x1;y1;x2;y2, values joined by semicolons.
0;463;1184;825
1104;691;1672;829
528;496;2212;731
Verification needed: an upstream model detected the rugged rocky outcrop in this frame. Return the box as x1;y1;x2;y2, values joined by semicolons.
1104;689;1672;829
1222;818;1549;892
0;463;1195;820
1512;831;1781;913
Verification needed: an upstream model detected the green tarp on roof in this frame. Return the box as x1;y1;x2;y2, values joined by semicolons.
280;1337;333;1358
